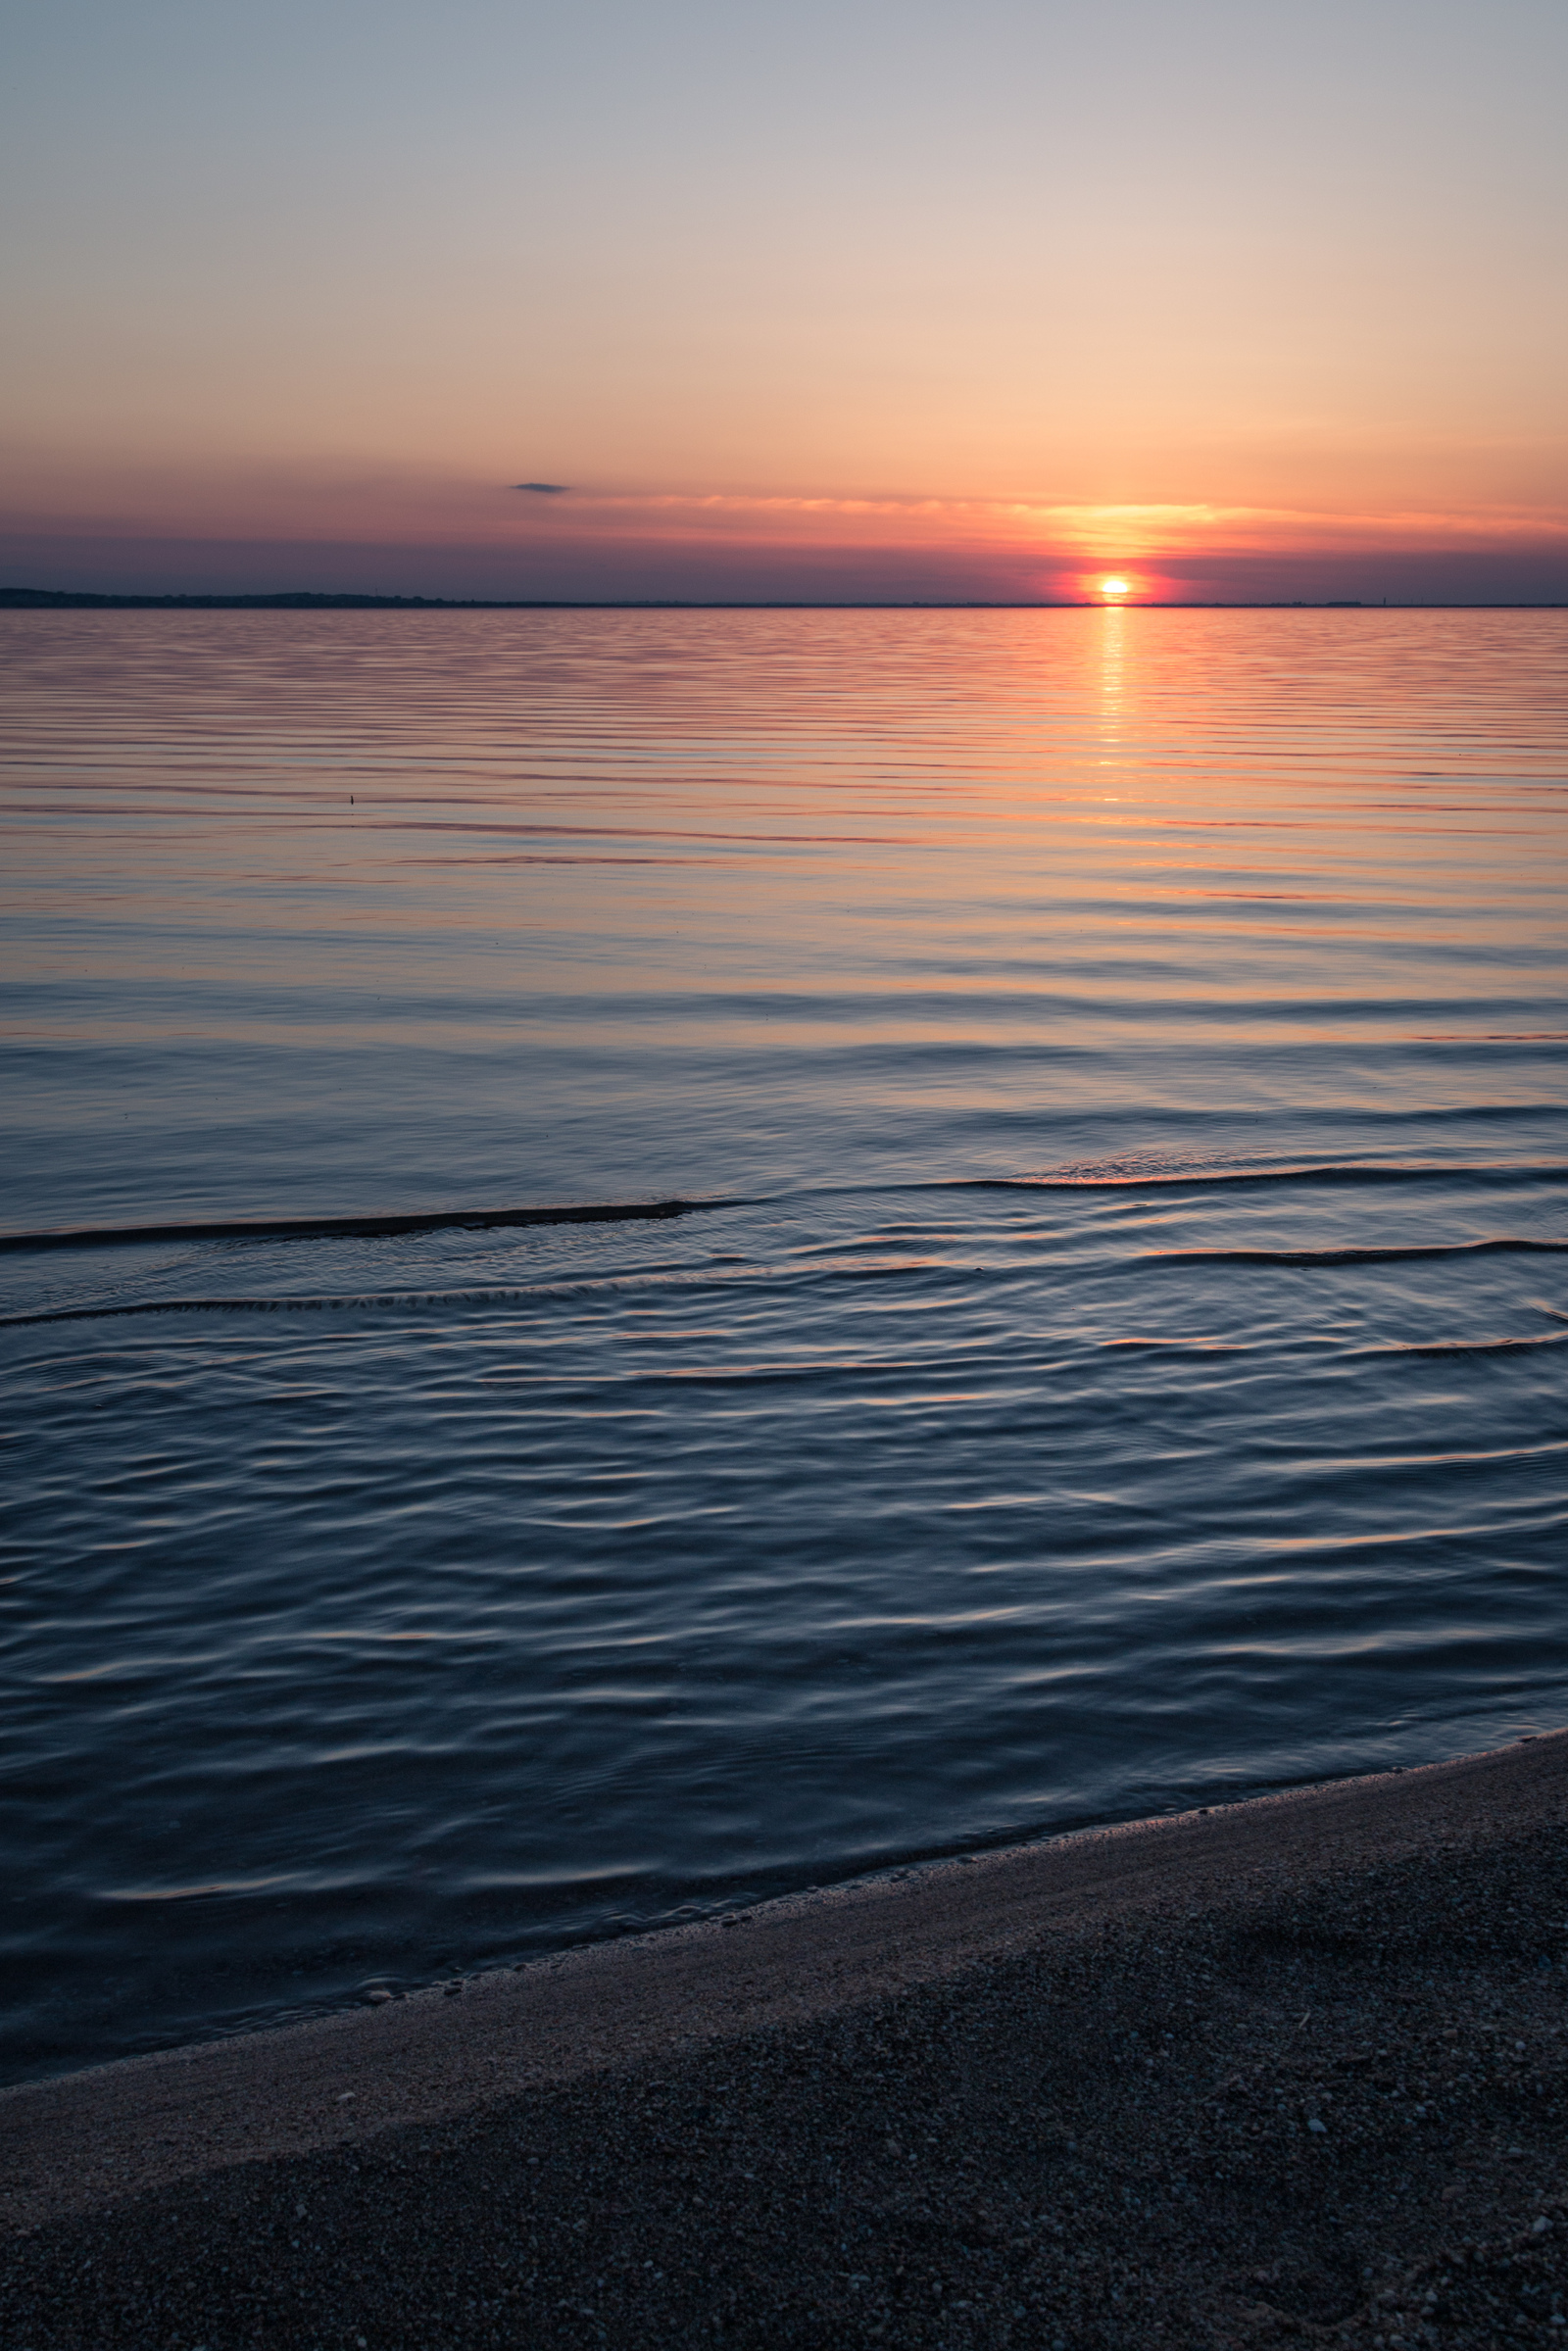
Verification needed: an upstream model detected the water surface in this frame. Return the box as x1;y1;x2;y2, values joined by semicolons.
2;608;1564;2080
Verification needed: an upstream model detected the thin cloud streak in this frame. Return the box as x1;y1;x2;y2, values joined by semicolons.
567;488;1568;550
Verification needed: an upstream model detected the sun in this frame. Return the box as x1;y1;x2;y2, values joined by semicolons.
1099;575;1132;600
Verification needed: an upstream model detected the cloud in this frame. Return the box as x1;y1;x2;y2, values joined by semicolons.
515;481;569;495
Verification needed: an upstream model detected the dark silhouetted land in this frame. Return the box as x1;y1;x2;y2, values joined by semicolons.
4;586;1565;611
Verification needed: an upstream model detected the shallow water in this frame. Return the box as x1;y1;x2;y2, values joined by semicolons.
2;607;1565;2082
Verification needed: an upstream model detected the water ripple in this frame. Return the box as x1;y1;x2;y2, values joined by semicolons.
1;608;1564;2081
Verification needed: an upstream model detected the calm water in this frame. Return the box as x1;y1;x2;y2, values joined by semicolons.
2;607;1565;2083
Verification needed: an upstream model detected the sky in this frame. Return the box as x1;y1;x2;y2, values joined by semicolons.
3;0;1566;602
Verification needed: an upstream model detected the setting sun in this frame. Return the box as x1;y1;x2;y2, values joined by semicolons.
1099;576;1132;600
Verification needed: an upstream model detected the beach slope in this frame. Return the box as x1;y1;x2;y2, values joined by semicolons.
4;1732;1568;2345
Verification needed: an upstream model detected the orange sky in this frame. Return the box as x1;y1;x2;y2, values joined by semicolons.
3;0;1565;599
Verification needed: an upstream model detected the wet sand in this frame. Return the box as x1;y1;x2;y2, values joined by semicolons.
4;1731;1568;2345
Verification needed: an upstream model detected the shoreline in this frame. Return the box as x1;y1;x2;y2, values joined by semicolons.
5;1732;1565;2225
5;1730;1568;2344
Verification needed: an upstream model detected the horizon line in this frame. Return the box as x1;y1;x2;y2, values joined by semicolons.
4;587;1567;613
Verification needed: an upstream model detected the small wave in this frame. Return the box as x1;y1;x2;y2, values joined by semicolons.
6;1168;1565;1260
1000;1163;1568;1195
1142;1237;1568;1268
1379;1334;1568;1356
0;1289;565;1330
0;1195;739;1255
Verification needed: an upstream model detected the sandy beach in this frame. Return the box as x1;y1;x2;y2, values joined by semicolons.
4;1730;1568;2346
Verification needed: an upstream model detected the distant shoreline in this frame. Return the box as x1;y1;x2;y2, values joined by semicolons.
2;587;1565;612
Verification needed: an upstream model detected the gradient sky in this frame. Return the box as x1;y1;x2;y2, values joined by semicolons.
4;0;1566;600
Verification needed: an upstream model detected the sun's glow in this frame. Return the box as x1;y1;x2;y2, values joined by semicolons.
1099;575;1132;600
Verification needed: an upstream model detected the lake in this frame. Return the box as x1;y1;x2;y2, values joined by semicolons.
2;606;1564;2082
